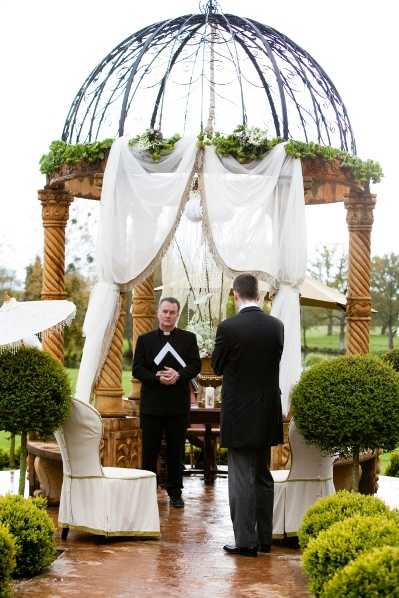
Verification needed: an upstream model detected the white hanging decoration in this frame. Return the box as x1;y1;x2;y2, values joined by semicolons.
184;191;202;222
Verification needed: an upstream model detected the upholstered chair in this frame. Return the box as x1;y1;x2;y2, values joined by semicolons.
55;399;160;538
272;418;335;538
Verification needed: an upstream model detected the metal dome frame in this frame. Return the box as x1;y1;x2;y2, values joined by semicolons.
62;0;356;153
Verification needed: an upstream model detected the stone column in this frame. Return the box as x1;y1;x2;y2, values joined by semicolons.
129;274;156;408
93;291;140;468
38;187;73;363
344;191;376;355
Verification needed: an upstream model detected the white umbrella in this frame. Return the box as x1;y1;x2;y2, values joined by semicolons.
0;298;76;351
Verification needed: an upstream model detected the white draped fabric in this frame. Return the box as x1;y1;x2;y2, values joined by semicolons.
76;136;198;402
76;138;306;414
202;144;306;414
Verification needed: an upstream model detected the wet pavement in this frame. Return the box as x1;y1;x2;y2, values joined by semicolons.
12;477;310;598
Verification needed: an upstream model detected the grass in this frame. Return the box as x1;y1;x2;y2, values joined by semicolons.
304;327;399;352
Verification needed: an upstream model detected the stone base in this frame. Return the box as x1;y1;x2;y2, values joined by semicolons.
101;416;141;468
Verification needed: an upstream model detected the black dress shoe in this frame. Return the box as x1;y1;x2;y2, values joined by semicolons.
170;496;184;508
223;544;257;557
258;544;271;553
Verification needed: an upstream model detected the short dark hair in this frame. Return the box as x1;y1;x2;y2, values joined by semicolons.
159;297;181;312
233;274;259;300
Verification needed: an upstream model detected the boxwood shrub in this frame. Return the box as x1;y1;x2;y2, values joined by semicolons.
323;545;399;598
302;514;399;596
0;524;15;598
298;490;390;549
0;495;56;578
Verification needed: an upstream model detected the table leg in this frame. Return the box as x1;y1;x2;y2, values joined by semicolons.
204;424;216;484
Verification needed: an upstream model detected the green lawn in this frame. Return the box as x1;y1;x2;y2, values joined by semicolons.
66;368;132;396
305;328;398;352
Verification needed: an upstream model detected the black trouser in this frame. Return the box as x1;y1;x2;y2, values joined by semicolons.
228;447;274;547
141;413;188;498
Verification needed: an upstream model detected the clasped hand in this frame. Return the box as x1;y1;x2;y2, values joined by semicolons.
156;367;180;385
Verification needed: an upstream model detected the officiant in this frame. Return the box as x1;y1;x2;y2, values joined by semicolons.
133;297;201;508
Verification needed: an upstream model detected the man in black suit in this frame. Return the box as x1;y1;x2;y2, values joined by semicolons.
133;297;201;508
212;274;284;556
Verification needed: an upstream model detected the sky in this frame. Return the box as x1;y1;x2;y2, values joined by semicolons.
0;0;397;284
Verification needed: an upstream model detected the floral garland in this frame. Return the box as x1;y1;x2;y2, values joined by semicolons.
128;128;181;161
199;124;281;163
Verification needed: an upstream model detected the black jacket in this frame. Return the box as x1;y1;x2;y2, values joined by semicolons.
132;328;201;416
212;306;284;449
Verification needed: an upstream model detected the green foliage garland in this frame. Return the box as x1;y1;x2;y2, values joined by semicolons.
39;129;383;185
128;129;181;161
323;545;399;598
0;524;15;598
0;495;56;578
285;139;383;184
298;490;390;550
303;514;399;596
39;139;114;175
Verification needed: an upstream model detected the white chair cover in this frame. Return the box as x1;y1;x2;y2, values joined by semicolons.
55;400;160;537
272;419;335;537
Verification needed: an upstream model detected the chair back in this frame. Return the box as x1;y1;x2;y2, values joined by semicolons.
55;399;103;478
287;419;334;481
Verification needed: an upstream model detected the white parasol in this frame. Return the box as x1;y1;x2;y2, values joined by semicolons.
0;298;76;351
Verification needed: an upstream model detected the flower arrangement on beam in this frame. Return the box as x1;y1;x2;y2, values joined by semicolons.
39;127;383;184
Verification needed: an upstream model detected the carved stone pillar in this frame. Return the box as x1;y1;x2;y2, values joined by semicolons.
344;191;376;355
94;292;131;416
130;275;156;408
38;187;73;363
93;292;139;468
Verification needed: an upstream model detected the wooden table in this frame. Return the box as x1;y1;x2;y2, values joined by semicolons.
188;407;221;484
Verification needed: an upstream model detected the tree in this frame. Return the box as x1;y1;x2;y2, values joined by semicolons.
64;265;91;367
371;254;399;349
291;355;399;491
301;306;321;352
0;347;72;494
309;244;347;346
23;256;42;300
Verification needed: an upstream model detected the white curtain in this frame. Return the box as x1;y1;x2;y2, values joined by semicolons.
76;136;198;403
202;144;306;415
76;138;306;414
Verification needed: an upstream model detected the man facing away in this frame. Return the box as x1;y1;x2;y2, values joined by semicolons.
133;297;201;508
212;274;284;556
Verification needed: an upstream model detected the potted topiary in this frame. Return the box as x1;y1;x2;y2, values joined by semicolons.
0;347;72;495
291;355;399;491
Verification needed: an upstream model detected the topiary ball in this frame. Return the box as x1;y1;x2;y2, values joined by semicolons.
298;490;390;549
0;524;15;598
0;347;71;436
302;514;399;597
322;545;399;598
385;452;399;477
382;349;399;372
291;355;399;456
0;495;56;578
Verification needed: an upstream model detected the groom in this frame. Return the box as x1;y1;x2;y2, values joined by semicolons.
212;274;284;556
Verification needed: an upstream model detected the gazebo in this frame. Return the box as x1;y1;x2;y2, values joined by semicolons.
31;0;379;500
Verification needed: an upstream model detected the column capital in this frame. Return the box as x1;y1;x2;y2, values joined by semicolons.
344;191;376;232
38;187;73;227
